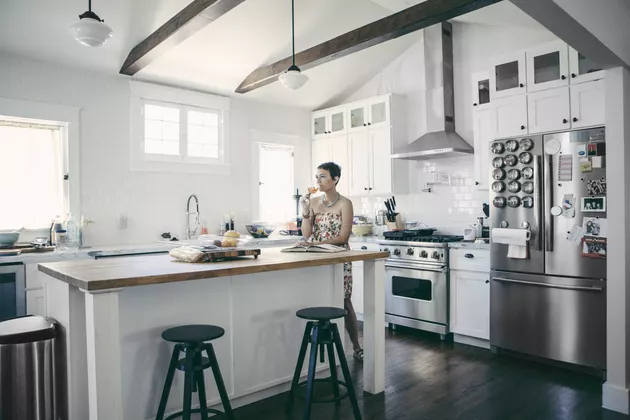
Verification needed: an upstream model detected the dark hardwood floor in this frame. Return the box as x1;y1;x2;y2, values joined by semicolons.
232;327;629;420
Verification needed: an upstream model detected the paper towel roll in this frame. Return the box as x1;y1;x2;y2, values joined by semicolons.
491;228;530;259
491;228;531;246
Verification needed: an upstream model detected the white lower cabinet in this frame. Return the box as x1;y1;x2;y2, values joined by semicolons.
25;263;47;316
450;269;490;340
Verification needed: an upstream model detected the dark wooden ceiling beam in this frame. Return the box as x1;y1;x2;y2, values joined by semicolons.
120;0;246;76
235;0;503;94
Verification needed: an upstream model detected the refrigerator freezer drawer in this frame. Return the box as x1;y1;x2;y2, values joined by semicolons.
490;270;606;370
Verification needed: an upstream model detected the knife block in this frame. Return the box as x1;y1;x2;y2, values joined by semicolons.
386;214;404;230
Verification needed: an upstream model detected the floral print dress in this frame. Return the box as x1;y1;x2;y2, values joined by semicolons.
309;212;352;298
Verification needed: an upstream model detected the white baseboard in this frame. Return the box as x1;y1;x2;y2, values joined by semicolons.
603;382;630;414
453;334;490;349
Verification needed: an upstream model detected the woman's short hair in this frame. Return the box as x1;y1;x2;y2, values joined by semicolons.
317;162;341;185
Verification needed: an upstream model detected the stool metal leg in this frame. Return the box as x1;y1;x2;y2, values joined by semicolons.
205;343;235;420
303;324;319;420
287;322;313;411
156;344;181;420
332;324;363;420
194;349;209;420
326;342;341;405
182;345;196;420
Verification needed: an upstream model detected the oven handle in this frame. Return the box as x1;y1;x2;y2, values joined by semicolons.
493;277;603;292
385;262;446;273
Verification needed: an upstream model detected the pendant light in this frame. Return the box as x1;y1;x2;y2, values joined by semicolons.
69;0;113;47
278;0;308;90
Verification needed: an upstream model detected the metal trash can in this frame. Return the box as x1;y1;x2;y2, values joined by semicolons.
0;315;58;420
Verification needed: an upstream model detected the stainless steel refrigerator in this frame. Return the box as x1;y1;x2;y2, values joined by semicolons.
489;127;606;370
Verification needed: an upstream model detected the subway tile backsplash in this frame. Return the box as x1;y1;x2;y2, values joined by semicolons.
350;155;488;235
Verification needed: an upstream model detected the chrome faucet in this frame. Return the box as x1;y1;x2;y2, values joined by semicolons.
186;194;200;240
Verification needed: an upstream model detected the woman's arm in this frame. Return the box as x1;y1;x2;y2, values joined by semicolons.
309;199;353;246
299;194;314;239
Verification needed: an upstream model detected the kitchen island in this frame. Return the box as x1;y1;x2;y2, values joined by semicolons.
38;248;387;420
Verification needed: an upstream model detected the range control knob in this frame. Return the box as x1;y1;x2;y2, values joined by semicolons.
383;248;389;253
393;249;401;256
431;251;440;260
406;248;415;256
420;250;429;258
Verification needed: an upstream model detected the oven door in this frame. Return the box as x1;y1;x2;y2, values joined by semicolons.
385;261;448;325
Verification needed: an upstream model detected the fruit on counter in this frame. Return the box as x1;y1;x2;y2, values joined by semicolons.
224;230;240;238
308;186;318;194
221;238;239;247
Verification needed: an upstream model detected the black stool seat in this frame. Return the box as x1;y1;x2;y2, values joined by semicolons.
161;324;225;343
296;307;347;321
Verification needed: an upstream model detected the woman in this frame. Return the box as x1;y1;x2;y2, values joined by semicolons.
298;162;363;362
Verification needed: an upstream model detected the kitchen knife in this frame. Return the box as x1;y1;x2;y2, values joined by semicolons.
392;196;397;209
389;198;395;212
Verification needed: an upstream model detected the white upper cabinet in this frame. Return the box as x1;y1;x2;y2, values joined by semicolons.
369;127;393;195
494;95;528;139
367;96;391;129
311;138;332;174
490;51;527;99
473;106;497;190
471;70;491;109
348;131;371;195
527;87;571;134
570;79;605;129
311;106;347;139
312;135;349;196
348;103;369;132
525;40;569;93
569;47;605;85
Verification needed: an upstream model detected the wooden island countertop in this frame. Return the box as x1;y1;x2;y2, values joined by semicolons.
38;248;389;291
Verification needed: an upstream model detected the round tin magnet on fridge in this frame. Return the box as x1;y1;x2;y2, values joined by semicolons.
550;206;563;216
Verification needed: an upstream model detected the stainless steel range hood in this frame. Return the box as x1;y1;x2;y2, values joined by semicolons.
392;22;473;160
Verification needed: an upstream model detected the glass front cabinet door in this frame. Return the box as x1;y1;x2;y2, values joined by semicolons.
569;47;605;84
526;40;569;93
348;103;368;131
367;96;390;128
312;111;328;138
490;51;527;99
311;107;347;138
472;70;491;108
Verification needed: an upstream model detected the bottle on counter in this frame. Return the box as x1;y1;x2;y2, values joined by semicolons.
55;230;68;254
64;213;80;251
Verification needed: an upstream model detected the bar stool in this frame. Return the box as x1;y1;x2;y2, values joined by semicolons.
287;307;362;420
155;324;234;420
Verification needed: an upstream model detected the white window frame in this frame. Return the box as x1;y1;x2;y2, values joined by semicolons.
130;81;231;174
0;97;80;229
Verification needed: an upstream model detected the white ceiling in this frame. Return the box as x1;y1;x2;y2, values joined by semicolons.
0;0;546;110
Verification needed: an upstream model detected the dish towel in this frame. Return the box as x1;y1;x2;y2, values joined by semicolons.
491;228;531;259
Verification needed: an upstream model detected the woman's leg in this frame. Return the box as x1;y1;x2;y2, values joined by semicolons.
344;297;362;352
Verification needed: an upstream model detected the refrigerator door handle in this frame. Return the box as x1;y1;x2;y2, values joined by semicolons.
493;277;604;292
545;152;554;252
534;155;542;251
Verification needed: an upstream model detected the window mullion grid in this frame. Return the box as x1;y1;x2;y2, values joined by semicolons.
180;106;188;162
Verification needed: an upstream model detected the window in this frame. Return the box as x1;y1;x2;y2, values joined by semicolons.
258;144;295;223
131;82;230;174
0;119;67;229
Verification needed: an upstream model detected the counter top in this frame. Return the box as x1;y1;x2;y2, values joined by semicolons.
39;248;389;292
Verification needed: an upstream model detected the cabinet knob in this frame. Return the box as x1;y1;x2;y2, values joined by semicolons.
368;122;372;125
561;75;566;80
573;117;578;122
563;119;568;124
571;73;577;78
464;253;474;259
485;280;490;284
473;103;478;107
364;187;368;190
520;125;526;130
369;187;373;190
519;83;524;88
361;246;367;250
475;181;480;185
363;123;367;126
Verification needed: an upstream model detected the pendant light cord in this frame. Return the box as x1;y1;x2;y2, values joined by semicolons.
88;0;92;12
291;0;295;66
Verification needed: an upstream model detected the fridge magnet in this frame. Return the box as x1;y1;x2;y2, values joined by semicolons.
581;237;607;259
587;143;598;156
581;196;606;212
592;156;603;169
586;179;606;195
544;138;561;155
558;155;573;181
566;224;585;245
579;157;592;173
562;194;575;218
576;144;587;157
583;217;607;238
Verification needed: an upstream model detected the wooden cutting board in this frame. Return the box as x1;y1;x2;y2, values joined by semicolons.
0;246;55;256
202;248;261;262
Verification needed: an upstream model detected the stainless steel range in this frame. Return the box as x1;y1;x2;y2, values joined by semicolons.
378;233;463;338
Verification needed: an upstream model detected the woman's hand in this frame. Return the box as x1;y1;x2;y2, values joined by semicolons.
296;241;311;247
299;193;311;216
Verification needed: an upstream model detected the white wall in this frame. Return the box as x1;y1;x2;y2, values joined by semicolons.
0;53;311;246
603;67;630;414
340;23;556;233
